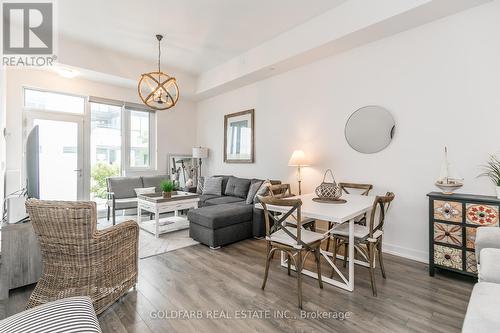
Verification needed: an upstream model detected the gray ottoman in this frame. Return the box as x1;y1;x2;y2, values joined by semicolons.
188;203;253;248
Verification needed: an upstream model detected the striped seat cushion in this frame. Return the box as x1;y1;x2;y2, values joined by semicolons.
0;296;102;333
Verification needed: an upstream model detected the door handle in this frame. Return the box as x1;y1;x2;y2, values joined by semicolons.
73;169;82;176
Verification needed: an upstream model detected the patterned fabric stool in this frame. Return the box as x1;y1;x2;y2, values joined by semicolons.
0;296;102;333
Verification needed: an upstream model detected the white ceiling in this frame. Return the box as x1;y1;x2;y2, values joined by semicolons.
57;0;347;75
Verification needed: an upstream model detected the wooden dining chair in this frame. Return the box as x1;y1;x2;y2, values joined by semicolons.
330;192;395;296
259;196;325;309
268;183;317;231
325;182;374;252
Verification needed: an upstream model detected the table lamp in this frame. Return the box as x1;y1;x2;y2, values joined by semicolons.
192;147;208;178
288;150;309;195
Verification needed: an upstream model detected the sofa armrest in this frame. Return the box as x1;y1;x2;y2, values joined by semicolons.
253;207;266;238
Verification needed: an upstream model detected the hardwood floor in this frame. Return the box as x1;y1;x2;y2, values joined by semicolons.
0;239;474;333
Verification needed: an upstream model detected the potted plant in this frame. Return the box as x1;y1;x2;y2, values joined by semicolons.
160;180;175;199
479;155;500;199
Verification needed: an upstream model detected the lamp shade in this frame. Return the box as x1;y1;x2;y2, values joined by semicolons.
288;150;309;166
192;147;208;159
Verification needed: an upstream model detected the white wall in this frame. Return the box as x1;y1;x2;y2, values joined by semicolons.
195;1;500;262
5;68;195;193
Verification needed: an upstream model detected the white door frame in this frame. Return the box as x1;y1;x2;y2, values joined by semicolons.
24;110;86;200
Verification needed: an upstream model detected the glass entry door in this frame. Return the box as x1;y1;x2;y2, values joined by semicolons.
28;116;84;200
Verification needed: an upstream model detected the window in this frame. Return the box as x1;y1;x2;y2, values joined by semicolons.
129;110;150;168
24;88;85;114
90;102;122;202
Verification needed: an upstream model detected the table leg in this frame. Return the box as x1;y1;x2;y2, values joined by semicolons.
155;210;160;238
348;218;354;291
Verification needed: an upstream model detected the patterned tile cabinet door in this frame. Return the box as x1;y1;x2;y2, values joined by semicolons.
433;200;462;223
428;192;500;277
466;251;478;274
466;204;499;226
434;222;462;246
434;245;462;270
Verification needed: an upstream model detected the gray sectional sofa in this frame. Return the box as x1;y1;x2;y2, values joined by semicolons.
188;175;279;248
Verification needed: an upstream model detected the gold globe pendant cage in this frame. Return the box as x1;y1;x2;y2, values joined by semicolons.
138;35;179;110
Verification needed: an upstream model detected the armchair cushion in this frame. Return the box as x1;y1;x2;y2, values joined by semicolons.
0;296;102;333
142;174;168;192
462;282;500;333
107;176;143;199
107;198;137;210
475;227;500;263
478;248;500;284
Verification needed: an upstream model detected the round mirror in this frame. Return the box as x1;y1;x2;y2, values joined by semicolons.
345;106;395;154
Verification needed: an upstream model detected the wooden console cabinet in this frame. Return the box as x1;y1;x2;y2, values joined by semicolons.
428;192;500;277
0;221;42;299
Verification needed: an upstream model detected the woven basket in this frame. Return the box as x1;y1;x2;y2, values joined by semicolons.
315;169;342;200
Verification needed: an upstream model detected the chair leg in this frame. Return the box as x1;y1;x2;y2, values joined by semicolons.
315;248;323;289
330;238;338;279
112;208;116;225
107;206;110;221
325;222;333;251
343;242;348;268
368;243;377;296
287;253;291;276
261;244;272;290
296;251;303;309
377;240;386;279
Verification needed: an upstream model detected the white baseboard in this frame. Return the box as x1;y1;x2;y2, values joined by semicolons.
382;242;428;264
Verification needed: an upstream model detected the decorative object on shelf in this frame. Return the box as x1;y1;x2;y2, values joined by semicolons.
138;34;179;110
224;109;254;163
435;147;463;194
160;180;175;198
428;192;500;277
288;150;309;195
168;154;196;189
192;147;208;179
345;105;395;154
314;169;343;202
478;155;500;199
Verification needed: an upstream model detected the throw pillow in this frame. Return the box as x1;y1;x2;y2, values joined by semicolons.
254;180;272;203
246;181;263;204
225;176;251;199
197;176;205;194
202;177;223;196
134;187;156;196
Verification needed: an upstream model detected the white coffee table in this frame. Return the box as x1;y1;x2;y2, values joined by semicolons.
137;191;200;238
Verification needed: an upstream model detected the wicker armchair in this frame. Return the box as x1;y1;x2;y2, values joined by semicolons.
25;199;139;315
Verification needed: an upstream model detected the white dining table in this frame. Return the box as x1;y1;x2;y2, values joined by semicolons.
255;193;375;292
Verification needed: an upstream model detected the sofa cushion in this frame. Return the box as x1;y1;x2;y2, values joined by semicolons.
224;176;251;199
205;196;245;206
462;282;500;333
198;194;220;207
475;227;500;263
0;296;102;333
203;177;223;196
246;180;263;204
188;203;253;229
213;175;232;193
107;198;137;210
107;176;143;199
142;174;168;192
479;248;500;284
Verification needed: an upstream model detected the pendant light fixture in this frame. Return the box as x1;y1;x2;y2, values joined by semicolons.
138;34;179;110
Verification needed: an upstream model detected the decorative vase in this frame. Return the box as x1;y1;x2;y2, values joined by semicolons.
496;186;500;199
162;191;172;199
